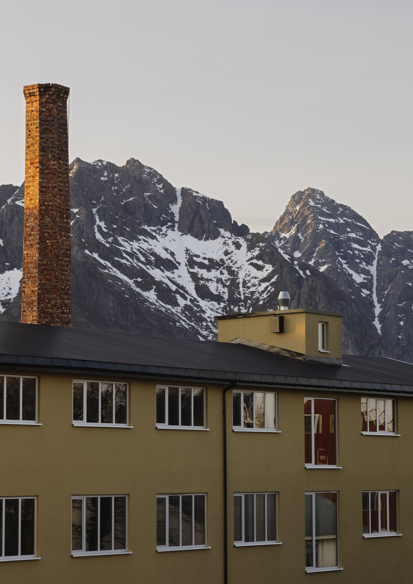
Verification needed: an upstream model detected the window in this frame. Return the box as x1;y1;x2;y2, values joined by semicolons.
72;381;128;426
233;390;277;431
156;386;205;429
361;398;396;434
156;494;207;551
0;497;36;561
0;376;37;424
362;491;398;537
304;398;337;467
305;492;339;572
71;496;127;555
318;322;328;352
234;493;278;546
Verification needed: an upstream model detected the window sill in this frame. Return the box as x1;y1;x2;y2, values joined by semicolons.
305;465;342;470
233;428;281;434
361;432;400;437
156;545;211;553
306;566;343;573
72;423;133;428
318;349;330;354
156;425;209;431
0;421;42;426
363;533;402;539
234;541;282;547
0;556;41;562
72;551;132;557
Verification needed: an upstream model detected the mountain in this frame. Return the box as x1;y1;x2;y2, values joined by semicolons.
0;161;410;361
267;187;413;362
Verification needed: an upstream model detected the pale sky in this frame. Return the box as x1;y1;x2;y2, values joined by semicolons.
1;0;412;236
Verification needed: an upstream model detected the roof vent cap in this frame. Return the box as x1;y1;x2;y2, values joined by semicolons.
278;291;291;311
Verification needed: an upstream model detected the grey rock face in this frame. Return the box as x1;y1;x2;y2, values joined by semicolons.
268;188;412;362
0;165;410;362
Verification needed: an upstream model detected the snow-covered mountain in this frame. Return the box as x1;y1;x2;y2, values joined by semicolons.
267;187;413;362
0;162;411;361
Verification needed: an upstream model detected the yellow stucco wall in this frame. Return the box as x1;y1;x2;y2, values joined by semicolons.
217;310;343;359
1;370;412;584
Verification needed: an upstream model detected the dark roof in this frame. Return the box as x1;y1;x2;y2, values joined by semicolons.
0;321;412;394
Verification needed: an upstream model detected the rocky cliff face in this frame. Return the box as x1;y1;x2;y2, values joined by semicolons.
267;187;413;362
0;163;410;361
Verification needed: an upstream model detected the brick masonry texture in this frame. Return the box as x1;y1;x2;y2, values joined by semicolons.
21;84;71;327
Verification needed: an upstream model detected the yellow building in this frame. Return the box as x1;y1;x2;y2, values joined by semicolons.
1;306;413;584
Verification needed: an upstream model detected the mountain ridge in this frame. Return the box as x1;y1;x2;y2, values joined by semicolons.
0;159;410;362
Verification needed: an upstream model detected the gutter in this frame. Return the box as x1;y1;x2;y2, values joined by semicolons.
223;382;237;584
0;355;413;395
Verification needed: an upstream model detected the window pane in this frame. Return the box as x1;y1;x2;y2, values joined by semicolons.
114;497;126;550
255;393;265;429
265;393;276;430
370;492;379;533
362;492;369;534
21;498;35;556
386;400;394;432
115;384;127;425
181;495;193;546
244;494;254;542
22;378;36;421
255;494;265;542
304;400;312;464
380;492;388;532
234;496;242;542
233;393;241;427
181;388;192;427
314;399;335;466
168;388;179;426
368;399;377;432
157;498;166;546
169;496;180;546
5;499;19;556
85;497;98;551
100;497;113;550
305;494;313;568
87;382;99;424
243;392;254;429
73;383;84;421
72;499;83;551
361;398;367;432
315;492;337;568
193;389;204;427
194;495;205;545
0;377;4;419
6;377;20;421
389;492;397;533
156;388;166;424
266;494;276;541
378;400;385;432
100;383;113;424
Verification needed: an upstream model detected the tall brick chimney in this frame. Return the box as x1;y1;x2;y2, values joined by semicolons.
22;83;71;327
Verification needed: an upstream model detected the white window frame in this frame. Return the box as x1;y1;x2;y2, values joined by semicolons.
361;398;398;436
305;491;342;573
318;322;329;353
305;397;340;469
233;492;281;547
362;491;401;538
156;494;209;552
0;497;39;562
232;390;280;433
71;495;130;557
72;380;131;428
0;376;40;425
156;386;207;430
